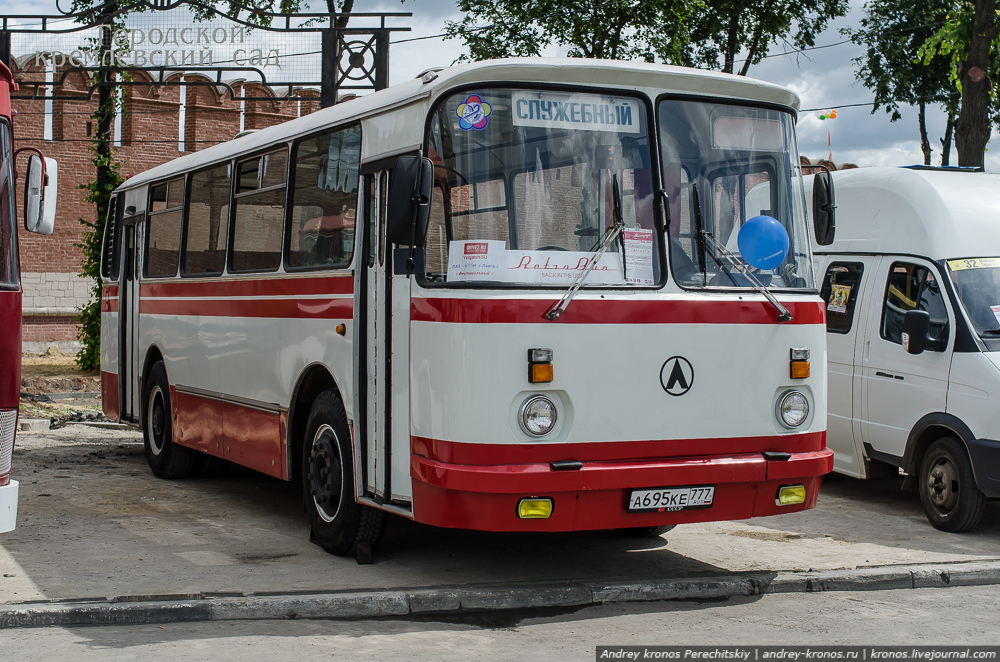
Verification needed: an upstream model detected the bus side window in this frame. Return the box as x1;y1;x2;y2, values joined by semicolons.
820;262;864;334
145;177;185;278
286;125;361;270
231;148;287;273
183;163;231;276
881;262;949;345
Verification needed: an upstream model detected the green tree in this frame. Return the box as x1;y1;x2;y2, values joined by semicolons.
920;0;999;168
844;0;958;166
443;0;695;65
683;0;848;75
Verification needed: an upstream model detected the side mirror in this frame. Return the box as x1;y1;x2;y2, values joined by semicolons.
812;170;835;246
386;155;433;247
23;155;57;236
902;309;947;354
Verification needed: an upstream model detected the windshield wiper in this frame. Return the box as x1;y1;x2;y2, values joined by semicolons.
690;184;739;287
544;175;626;321
699;230;793;322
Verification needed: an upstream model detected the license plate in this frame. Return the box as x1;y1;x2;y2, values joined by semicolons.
626;485;715;512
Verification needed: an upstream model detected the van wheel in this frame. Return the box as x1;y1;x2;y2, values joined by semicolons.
142;361;195;479
617;525;677;538
919;438;986;533
302;390;386;556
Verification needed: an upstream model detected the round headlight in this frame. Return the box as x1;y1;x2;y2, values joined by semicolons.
519;395;557;436
778;391;809;428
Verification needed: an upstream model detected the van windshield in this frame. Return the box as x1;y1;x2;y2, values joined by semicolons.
946;258;1000;350
422;87;661;287
658;100;814;290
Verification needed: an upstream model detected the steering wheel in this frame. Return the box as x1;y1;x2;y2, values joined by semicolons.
535;245;568;251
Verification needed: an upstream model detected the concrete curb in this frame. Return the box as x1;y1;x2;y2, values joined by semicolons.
1;560;998;629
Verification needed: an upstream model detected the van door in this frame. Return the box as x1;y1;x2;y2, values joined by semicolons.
357;170;413;507
819;257;872;477
861;257;954;461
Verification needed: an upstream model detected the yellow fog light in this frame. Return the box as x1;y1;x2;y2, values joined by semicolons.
776;484;806;506
517;498;553;519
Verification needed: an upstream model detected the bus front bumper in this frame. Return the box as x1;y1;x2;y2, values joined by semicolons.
410;450;832;531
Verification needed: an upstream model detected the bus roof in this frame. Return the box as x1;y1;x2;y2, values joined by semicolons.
118;57;800;193
814;167;1000;260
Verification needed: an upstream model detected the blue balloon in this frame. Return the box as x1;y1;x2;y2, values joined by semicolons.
737;215;789;271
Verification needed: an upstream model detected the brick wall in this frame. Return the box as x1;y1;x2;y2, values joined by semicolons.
10;58;321;352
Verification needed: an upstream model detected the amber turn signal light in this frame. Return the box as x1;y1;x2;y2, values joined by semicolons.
528;348;553;383
336;323;346;336
790;361;810;379
531;363;553;383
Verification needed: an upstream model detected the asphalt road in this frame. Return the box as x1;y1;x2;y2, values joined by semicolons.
2;585;998;661
2;423;999;604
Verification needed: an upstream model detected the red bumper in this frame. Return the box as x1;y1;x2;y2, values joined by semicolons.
411;448;833;531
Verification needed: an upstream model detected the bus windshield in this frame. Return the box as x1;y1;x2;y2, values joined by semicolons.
659;99;814;290
423;87;660;287
0;120;16;290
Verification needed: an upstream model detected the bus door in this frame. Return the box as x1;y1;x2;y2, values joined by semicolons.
357;170;412;507
118;211;142;423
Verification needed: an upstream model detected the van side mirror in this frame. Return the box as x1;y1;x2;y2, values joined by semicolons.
902;309;946;354
23;155;57;236
812;170;835;246
386;155;433;247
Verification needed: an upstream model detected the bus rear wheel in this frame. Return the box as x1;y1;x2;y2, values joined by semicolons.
302;390;386;556
919;437;986;533
142;361;196;479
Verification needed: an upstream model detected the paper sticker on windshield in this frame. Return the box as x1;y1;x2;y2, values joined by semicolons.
511;91;641;134
948;258;1000;271
991;305;1000;327
456;95;492;131
504;250;623;284
447;240;505;281
828;284;851;314
623;228;654;284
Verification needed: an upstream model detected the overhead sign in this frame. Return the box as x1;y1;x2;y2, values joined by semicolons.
511;90;641;134
447;240;506;282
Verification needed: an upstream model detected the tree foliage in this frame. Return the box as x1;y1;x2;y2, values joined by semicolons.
919;0;999;168
444;0;695;65
683;0;848;75
844;0;957;165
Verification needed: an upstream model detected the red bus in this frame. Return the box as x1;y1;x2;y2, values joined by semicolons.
0;60;57;533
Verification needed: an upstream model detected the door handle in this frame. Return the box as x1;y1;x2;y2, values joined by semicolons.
863;340;870;363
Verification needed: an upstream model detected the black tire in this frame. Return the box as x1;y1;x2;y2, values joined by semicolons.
616;525;677;538
919;437;987;533
142;361;196;479
302;390;386;556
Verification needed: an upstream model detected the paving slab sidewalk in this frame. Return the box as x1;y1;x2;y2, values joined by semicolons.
0;425;997;611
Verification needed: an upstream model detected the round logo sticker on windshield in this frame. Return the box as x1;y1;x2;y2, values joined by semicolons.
456;95;492;131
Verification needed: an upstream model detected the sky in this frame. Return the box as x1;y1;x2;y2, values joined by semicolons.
7;0;999;170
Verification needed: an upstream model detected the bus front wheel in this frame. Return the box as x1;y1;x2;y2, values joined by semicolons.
919;437;986;533
142;361;196;479
302;390;386;556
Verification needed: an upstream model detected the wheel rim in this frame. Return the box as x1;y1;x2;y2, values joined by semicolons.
926;454;961;514
308;424;343;523
147;385;166;456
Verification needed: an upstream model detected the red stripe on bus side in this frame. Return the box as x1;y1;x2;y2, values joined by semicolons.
140;297;353;319
410;298;825;325
140;275;354;299
411;431;827;466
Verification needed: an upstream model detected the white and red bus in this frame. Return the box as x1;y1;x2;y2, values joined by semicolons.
101;59;836;555
1;60;57;533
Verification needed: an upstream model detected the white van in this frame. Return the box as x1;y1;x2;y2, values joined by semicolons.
812;166;1000;532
